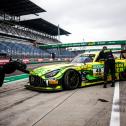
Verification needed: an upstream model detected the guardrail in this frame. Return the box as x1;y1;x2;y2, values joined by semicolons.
0;58;72;66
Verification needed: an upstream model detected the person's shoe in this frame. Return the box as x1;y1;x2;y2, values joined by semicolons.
111;81;115;87
103;85;107;88
111;84;115;87
103;81;107;88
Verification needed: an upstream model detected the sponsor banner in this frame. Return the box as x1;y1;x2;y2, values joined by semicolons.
39;40;126;49
0;59;9;66
23;59;30;64
37;58;43;62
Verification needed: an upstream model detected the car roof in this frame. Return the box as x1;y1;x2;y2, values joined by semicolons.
79;52;99;56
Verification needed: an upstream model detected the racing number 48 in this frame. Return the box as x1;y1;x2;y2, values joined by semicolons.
96;68;101;73
93;68;102;76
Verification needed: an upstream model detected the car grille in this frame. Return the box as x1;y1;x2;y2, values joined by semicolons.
29;75;47;87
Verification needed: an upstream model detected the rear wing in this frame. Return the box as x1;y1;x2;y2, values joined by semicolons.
113;50;126;59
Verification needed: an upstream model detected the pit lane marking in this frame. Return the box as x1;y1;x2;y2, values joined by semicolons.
110;82;120;126
4;74;28;84
32;90;78;126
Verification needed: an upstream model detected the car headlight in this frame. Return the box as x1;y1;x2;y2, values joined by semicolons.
45;69;60;78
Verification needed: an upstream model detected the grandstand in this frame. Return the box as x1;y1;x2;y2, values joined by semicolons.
0;0;72;61
46;48;76;58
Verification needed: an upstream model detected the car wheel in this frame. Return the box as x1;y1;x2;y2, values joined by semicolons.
62;69;81;90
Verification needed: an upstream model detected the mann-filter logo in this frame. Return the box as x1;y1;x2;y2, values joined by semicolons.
93;64;104;69
88;42;95;46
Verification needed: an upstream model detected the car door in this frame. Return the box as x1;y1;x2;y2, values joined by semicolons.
92;61;104;79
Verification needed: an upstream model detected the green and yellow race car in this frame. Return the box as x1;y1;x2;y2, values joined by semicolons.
25;50;126;91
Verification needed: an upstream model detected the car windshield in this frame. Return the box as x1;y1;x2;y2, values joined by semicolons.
71;54;94;63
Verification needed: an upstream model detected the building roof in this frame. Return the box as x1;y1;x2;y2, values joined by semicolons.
19;18;71;36
0;0;46;16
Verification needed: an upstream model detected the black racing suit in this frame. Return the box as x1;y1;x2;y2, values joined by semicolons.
97;49;115;87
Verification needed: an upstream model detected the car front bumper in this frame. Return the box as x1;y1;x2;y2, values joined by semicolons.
25;84;62;92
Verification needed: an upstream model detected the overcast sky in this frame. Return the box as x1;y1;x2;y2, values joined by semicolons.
30;0;126;43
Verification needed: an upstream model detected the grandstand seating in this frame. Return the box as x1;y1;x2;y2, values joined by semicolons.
0;41;50;59
0;22;59;44
47;48;76;58
0;0;72;62
0;23;74;59
0;41;76;59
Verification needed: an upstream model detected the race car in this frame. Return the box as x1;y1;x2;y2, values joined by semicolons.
25;51;126;91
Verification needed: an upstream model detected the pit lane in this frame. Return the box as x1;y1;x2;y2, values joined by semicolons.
0;79;126;126
1;62;126;126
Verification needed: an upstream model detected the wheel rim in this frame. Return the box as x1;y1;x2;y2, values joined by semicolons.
66;70;79;88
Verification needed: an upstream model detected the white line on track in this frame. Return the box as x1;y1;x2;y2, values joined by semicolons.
110;82;120;126
5;74;27;78
4;78;28;85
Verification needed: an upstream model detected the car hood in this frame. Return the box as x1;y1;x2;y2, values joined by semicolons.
30;63;81;77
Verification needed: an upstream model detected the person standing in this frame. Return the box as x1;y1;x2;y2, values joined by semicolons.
97;46;115;88
51;53;55;60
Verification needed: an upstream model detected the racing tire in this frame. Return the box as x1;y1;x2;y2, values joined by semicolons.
119;71;126;80
3;62;17;74
62;69;81;90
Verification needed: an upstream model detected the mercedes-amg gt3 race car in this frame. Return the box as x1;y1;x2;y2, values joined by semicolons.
25;50;126;91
